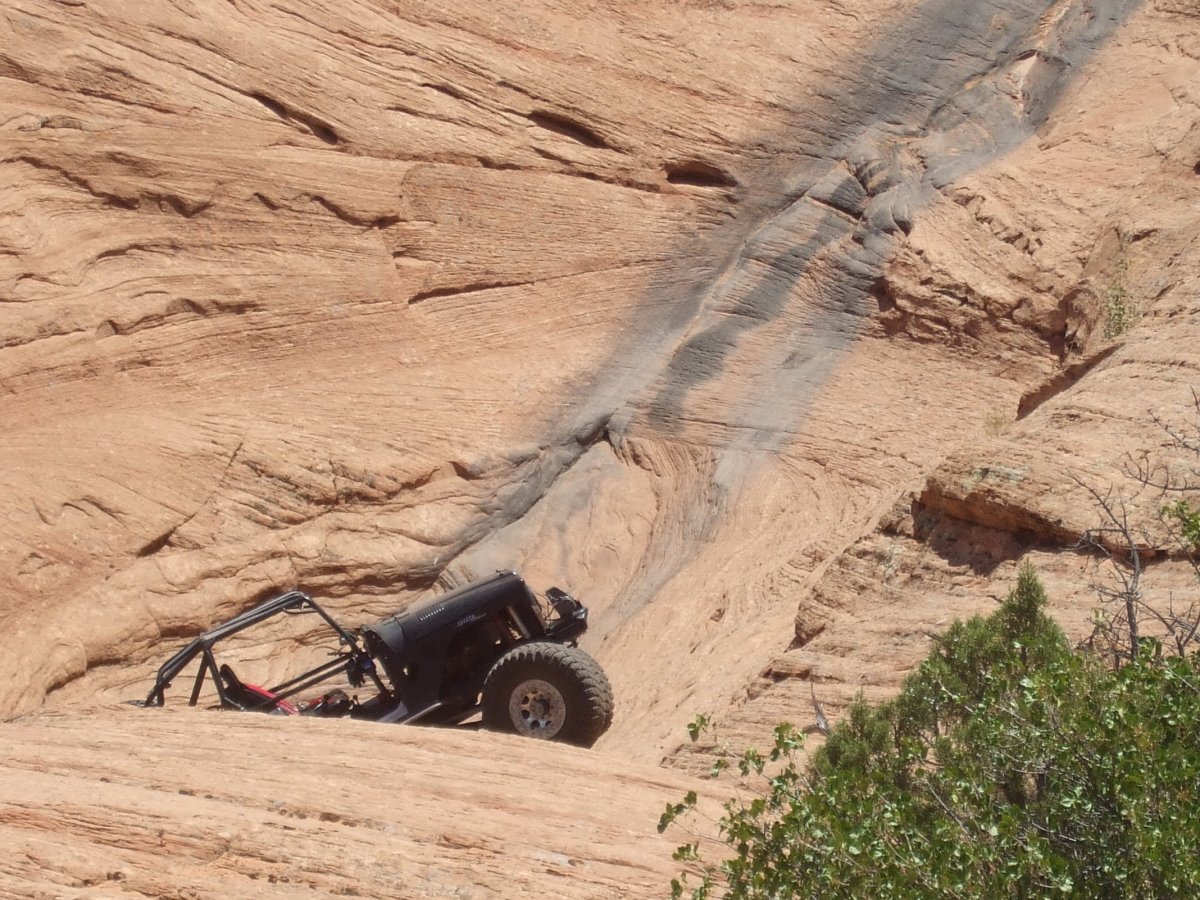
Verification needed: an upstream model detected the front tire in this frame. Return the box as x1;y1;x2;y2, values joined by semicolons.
481;642;613;747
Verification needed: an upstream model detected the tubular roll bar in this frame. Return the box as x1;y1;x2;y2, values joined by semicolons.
142;590;384;708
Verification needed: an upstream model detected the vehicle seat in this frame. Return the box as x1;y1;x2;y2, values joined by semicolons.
219;664;298;715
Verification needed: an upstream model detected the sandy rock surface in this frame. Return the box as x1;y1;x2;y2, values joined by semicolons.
3;0;1200;895
0;708;709;898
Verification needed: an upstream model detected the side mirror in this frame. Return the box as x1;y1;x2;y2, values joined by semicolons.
346;654;375;688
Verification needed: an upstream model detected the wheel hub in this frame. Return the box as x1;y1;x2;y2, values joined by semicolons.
510;679;566;739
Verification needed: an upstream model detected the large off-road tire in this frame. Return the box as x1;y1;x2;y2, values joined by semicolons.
481;642;613;747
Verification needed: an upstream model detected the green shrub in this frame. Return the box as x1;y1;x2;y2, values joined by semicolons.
1102;250;1137;340
661;564;1200;898
1165;499;1200;552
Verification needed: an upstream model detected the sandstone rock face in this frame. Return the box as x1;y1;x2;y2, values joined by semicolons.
0;709;708;898
3;0;1200;895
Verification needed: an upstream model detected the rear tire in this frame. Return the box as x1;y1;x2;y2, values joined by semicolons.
481;642;613;747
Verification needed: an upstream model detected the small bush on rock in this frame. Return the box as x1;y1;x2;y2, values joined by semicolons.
661;563;1200;898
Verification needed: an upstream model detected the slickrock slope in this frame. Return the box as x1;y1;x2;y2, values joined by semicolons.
669;0;1200;768
0;709;709;898
3;0;1200;895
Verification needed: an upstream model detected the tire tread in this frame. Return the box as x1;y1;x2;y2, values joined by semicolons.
482;642;613;747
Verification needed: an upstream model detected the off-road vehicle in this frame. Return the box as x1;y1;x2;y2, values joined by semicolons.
133;571;614;747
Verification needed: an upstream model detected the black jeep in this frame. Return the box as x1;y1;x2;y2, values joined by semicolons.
134;571;614;747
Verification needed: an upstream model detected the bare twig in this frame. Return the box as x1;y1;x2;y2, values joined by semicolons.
1073;477;1145;661
803;682;831;737
1076;394;1200;661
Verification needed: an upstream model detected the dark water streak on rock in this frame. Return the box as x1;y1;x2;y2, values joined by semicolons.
610;0;1142;441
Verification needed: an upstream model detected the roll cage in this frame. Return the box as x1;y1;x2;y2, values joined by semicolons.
137;590;386;712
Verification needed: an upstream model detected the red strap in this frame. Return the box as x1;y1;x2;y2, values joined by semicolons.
242;682;299;715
